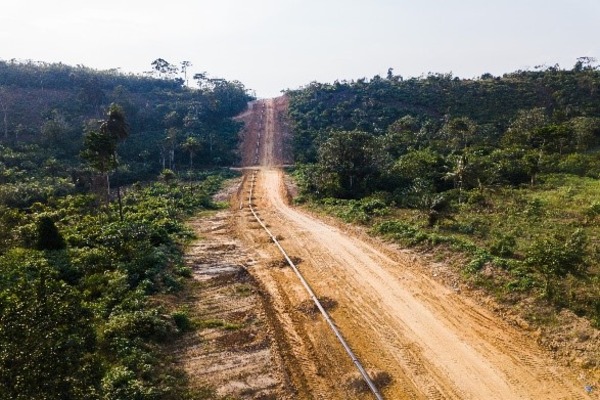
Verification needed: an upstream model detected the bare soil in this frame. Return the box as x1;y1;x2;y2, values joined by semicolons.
171;211;294;399
177;97;599;399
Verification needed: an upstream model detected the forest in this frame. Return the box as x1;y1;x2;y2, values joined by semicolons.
4;54;600;397
287;59;600;331
0;59;252;399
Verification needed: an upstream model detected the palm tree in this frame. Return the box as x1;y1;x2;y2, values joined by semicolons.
81;104;129;206
444;154;468;204
100;103;129;143
181;135;201;168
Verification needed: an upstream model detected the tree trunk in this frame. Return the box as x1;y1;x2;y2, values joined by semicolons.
117;186;124;221
105;173;111;206
1;103;7;139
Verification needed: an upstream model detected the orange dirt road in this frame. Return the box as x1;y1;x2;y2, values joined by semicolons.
232;97;591;399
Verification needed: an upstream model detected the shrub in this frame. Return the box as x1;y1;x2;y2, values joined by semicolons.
465;249;492;274
489;233;517;258
171;310;194;333
584;201;600;223
525;229;588;298
35;215;66;251
103;308;175;343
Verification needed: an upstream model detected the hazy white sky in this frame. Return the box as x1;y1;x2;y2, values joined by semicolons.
2;0;600;97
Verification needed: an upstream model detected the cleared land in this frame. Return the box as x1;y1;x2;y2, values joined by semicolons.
179;97;594;399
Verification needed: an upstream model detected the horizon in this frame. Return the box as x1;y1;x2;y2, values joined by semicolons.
2;0;599;98
1;55;593;99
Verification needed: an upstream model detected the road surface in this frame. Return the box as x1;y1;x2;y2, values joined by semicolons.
231;97;589;399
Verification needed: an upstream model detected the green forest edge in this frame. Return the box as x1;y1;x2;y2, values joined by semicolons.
0;60;252;399
286;60;600;360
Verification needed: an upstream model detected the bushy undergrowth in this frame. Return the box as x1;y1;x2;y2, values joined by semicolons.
305;195;390;224
0;172;232;400
306;173;600;327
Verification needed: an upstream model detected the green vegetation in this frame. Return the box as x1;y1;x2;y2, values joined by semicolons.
0;59;252;181
0;175;234;399
288;60;600;328
0;59;250;399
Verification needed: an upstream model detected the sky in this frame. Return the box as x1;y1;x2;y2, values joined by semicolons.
1;0;600;98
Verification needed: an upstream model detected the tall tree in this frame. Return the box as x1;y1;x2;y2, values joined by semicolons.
164;127;179;170
181;135;201;168
0;88;8;138
35;216;66;251
81;104;129;205
502;108;549;149
441;117;477;153
180;60;192;86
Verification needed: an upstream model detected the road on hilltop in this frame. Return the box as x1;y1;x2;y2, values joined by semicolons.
231;97;587;399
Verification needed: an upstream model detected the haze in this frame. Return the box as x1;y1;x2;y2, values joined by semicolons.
2;0;599;98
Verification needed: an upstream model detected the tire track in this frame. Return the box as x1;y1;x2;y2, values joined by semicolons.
249;171;385;400
258;168;587;399
233;97;591;399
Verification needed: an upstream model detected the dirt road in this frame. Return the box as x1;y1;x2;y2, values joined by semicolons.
231;97;593;399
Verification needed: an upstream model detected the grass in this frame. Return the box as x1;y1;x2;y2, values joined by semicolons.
301;173;600;327
234;283;254;297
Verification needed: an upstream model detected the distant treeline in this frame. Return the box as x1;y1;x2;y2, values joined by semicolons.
0;59;254;185
288;61;600;197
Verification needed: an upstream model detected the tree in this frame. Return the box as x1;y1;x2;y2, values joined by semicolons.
526;230;588;299
41;109;70;146
501;108;549;149
318;130;380;198
486;147;538;186
35;216;66;251
569;116;600;151
81;129;118;200
150;58;177;79
81;104;129;205
192;72;208;89
180;60;192;86
164;127;179;170
100;103;129;142
392;147;444;187
444;153;469;203
0;87;9;138
407;179;452;227
440;117;477;153
573;56;597;72
181;135;201;168
499;108;556;185
159;168;176;185
382;115;422;156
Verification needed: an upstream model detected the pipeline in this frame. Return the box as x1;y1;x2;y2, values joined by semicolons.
247;170;384;400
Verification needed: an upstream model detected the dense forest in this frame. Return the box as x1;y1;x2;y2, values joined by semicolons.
0;59;252;399
287;59;600;330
